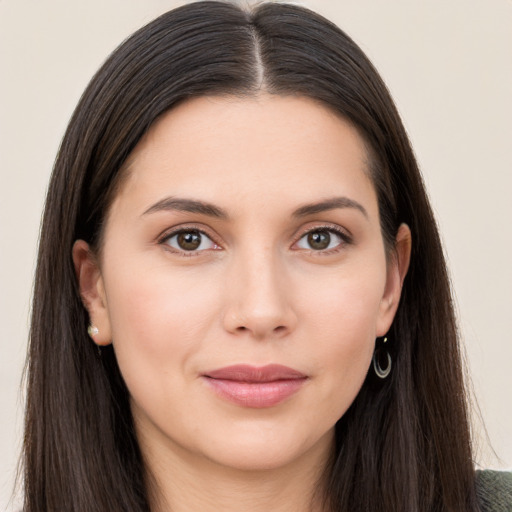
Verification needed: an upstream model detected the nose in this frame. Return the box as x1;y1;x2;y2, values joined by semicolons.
222;248;297;340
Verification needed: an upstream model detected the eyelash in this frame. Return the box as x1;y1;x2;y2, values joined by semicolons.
293;224;352;255
158;224;352;257
158;225;221;257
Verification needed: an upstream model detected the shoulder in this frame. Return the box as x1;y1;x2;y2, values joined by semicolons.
476;470;512;512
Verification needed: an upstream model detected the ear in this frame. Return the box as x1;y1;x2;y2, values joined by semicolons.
72;240;112;346
376;223;412;337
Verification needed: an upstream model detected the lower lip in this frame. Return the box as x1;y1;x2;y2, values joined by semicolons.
203;377;307;408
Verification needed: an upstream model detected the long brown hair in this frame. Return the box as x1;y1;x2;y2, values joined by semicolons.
23;2;479;510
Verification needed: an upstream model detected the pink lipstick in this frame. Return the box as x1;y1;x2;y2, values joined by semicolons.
202;364;307;408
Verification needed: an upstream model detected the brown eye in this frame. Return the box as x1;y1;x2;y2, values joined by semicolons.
177;231;202;250
307;230;331;250
295;228;346;252
165;229;217;252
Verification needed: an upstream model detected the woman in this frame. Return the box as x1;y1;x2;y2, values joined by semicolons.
21;1;511;511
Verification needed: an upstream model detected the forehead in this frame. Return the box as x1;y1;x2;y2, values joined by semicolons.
111;94;377;219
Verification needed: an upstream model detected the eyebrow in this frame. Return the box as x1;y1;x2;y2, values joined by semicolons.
142;195;368;220
142;197;228;218
292;197;368;219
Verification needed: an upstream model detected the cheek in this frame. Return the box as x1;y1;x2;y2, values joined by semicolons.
102;260;222;375
297;264;385;407
300;262;386;343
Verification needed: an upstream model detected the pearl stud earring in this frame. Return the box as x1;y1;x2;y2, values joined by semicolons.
87;325;99;337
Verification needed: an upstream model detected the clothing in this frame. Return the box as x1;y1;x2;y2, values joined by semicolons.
476;470;512;512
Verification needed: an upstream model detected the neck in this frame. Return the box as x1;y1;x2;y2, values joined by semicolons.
139;427;333;512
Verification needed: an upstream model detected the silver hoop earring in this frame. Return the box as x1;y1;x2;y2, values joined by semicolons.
373;337;392;379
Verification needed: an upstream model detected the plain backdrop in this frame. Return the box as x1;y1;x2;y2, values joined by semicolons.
1;0;511;509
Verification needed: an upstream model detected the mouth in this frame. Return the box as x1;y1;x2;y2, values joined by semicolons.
202;364;308;408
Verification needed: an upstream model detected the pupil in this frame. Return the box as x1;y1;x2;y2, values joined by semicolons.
308;231;330;250
178;231;201;250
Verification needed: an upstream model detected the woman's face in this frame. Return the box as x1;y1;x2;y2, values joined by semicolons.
76;95;408;473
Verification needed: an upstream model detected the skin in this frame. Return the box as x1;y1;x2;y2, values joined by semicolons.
73;95;411;512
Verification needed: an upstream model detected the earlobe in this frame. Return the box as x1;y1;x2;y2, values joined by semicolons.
72;240;112;346
376;223;412;336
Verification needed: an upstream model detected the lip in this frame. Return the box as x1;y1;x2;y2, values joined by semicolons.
202;364;308;408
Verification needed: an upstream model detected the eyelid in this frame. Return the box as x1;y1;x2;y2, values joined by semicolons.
292;223;353;252
157;223;223;253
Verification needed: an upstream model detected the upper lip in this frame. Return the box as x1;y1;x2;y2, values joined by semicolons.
203;364;307;382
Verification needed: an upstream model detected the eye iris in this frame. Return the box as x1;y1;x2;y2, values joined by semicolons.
307;230;330;250
177;231;202;250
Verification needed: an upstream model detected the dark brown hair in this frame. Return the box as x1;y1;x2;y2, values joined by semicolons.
23;2;479;511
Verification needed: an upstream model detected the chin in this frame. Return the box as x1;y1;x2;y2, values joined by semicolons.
198;426;335;473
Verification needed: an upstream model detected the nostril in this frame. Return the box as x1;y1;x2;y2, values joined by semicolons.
223;303;297;338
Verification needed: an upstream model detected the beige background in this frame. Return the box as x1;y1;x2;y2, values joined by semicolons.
1;0;511;509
